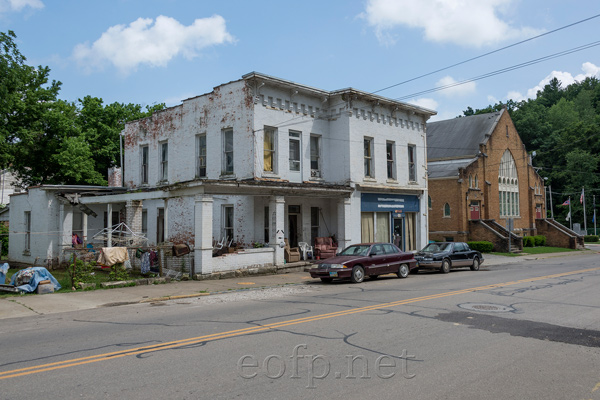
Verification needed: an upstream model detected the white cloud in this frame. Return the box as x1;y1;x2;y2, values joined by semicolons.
436;75;476;97
362;0;542;47
410;97;438;112
73;15;235;75
524;62;600;99
506;91;525;102
0;0;43;13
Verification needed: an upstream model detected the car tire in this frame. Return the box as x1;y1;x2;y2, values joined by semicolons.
320;278;333;283
440;259;451;274
397;264;409;279
351;265;365;283
369;275;379;280
470;257;480;271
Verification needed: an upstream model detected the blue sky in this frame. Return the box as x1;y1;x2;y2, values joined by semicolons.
1;0;599;121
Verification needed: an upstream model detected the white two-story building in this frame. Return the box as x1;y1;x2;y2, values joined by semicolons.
9;73;435;274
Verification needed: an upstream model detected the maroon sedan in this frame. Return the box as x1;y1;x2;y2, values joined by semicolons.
308;243;417;283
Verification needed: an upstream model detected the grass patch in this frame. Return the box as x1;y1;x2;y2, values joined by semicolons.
489;252;522;257
520;246;577;255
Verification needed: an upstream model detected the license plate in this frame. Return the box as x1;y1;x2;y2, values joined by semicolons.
329;271;338;277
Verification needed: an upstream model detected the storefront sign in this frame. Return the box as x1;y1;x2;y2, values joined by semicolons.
361;193;420;213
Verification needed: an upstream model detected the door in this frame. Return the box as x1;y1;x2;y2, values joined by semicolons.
289;132;302;183
288;205;301;247
393;218;403;250
451;242;469;266
367;244;388;275
536;204;542;219
470;201;480;220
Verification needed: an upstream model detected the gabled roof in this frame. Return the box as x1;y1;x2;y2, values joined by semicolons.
427;109;504;160
428;159;477;179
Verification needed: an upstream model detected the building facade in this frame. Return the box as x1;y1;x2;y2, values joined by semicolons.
8;73;435;271
427;109;546;247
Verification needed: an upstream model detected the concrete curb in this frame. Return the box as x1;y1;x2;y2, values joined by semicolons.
139;292;211;303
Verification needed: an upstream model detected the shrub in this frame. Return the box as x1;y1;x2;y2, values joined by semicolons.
584;235;599;242
70;259;96;287
533;235;546;246
467;241;494;252
523;236;535;247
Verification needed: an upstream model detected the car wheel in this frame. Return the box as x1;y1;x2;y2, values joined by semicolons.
369;275;379;280
351;265;365;283
397;264;409;279
470;257;480;271
440;259;451;274
320;278;333;283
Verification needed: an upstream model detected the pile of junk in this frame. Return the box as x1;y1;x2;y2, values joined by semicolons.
0;263;61;294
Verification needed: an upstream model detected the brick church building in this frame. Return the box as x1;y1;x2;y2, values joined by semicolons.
426;109;582;251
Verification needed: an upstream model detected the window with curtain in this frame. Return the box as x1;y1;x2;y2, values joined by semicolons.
498;150;520;217
264;127;276;172
361;212;374;243
375;212;390;243
405;213;416;251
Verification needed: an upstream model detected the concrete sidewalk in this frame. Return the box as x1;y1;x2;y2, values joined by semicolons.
1;247;597;320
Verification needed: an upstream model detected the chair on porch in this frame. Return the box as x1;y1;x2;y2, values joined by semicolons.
298;242;313;260
314;237;337;259
284;239;301;263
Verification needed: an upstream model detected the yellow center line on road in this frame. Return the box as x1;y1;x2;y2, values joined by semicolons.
1;266;599;380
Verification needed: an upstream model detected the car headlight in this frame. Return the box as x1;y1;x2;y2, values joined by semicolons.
329;264;347;269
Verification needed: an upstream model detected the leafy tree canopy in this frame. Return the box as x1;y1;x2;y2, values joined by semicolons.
0;30;165;186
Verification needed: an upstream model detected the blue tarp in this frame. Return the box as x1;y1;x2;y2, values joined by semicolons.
9;267;61;293
0;263;8;284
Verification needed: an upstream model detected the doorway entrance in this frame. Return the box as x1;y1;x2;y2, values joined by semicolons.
288;205;301;247
469;201;480;220
393;217;403;250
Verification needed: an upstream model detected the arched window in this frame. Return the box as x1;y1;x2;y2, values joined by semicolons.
474;174;479;188
443;203;451;217
498;150;520;217
468;174;473;188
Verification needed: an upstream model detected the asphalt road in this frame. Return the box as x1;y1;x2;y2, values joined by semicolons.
1;252;600;399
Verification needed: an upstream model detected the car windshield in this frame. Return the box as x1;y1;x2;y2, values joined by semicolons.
422;243;452;252
338;245;371;256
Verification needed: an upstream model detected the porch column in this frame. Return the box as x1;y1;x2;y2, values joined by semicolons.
337;197;352;250
107;203;112;247
269;196;285;265
82;213;88;243
59;202;73;255
194;194;213;275
125;200;144;246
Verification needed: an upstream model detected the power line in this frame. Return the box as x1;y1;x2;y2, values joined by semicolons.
371;13;600;95
396;40;600;100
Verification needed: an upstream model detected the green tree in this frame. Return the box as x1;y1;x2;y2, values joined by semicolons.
0;30;61;171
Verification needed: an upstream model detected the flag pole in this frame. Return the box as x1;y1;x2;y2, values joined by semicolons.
582;187;587;234
594;195;597;236
569;196;572;230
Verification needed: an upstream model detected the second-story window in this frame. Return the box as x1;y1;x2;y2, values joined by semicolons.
310;135;321;178
264;127;276;173
196;134;206;178
386;141;396;180
223;128;234;175
408;144;416;182
160;141;168;181
140;145;149;184
364;137;374;178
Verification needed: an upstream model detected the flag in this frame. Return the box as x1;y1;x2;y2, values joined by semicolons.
561;199;570;206
566;211;571;221
580;188;584;204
